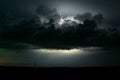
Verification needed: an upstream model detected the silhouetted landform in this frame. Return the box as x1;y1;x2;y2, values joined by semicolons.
0;66;119;72
0;13;120;48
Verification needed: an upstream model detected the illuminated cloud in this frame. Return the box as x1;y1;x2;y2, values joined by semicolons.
58;16;83;26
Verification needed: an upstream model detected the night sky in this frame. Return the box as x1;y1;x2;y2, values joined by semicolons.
0;0;120;67
0;0;120;47
0;0;120;26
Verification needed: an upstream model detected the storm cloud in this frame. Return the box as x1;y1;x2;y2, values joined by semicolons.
35;5;61;23
0;0;120;26
0;0;120;47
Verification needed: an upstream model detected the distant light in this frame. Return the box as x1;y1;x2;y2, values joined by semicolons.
33;47;102;55
34;48;84;55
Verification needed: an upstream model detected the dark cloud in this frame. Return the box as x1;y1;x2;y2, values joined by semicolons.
93;13;104;25
36;5;60;19
0;0;120;26
71;0;120;25
35;5;61;25
75;12;92;22
75;12;104;26
0;0;120;47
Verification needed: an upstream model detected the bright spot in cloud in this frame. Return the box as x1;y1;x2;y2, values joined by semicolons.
58;18;65;25
58;16;83;25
